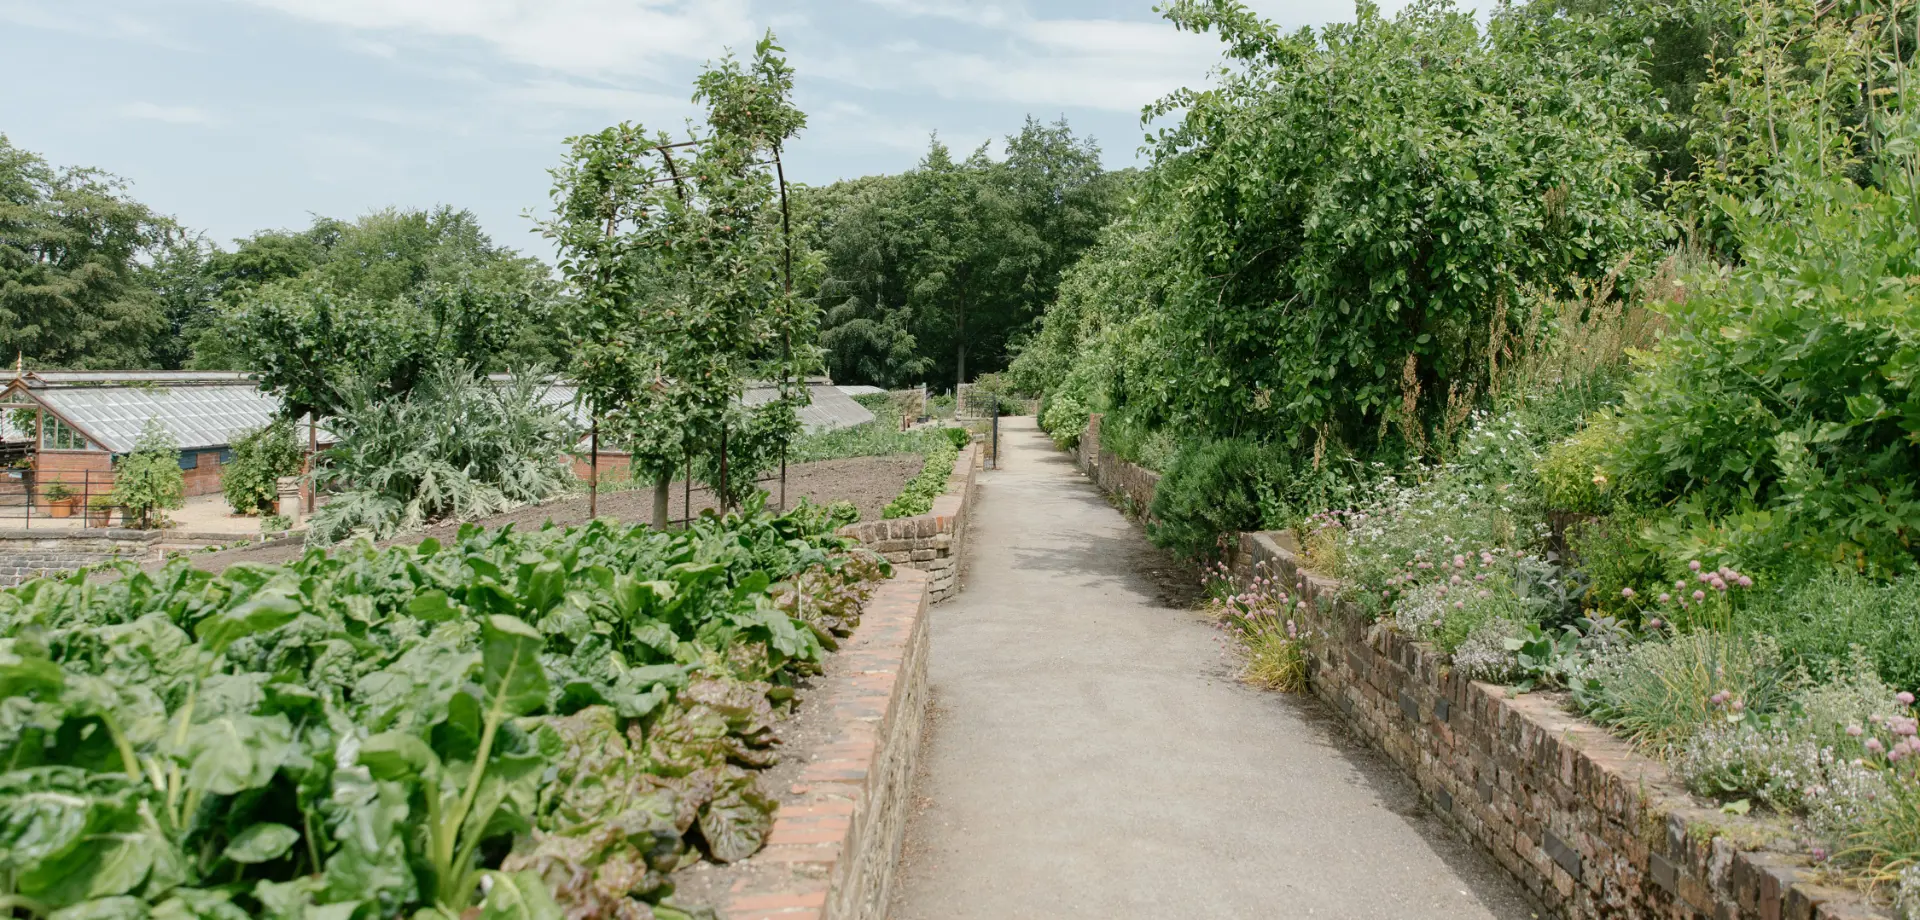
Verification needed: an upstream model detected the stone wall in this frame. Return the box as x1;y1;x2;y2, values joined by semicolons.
0;530;160;585
838;443;978;603
1234;533;1889;920
1075;414;1160;519
1066;419;1890;920
718;567;932;920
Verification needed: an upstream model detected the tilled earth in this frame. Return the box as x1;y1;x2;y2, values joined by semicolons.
169;453;924;574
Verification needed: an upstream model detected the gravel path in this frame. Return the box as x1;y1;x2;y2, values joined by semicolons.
888;417;1540;920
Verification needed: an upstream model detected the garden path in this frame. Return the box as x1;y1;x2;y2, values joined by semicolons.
888;417;1539;920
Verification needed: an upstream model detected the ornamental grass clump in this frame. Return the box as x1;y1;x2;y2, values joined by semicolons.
1203;559;1309;693
1574;631;1797;755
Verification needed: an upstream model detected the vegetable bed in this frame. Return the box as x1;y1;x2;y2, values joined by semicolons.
0;498;889;920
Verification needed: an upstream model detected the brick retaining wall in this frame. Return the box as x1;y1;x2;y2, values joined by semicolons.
1067;421;1891;920
0;530;160;586
837;443;978;603
718;567;932;920
1075;414;1160;519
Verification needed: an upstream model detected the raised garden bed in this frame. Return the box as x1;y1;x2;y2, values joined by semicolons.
0;502;930;920
1069;428;1896;920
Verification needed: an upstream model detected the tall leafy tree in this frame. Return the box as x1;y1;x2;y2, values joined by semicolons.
0;134;173;368
210;208;562;418
545;33;815;523
802;119;1124;390
1105;0;1670;449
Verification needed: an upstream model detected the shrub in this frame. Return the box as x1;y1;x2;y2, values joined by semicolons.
1736;571;1920;690
1098;412;1178;472
1535;415;1623;515
940;426;971;449
222;419;304;515
309;365;575;544
1149;438;1271;559
1575;631;1797;754
1610;137;1920;575
1566;514;1666;619
1038;391;1089;450
112;419;186;529
882;438;959;519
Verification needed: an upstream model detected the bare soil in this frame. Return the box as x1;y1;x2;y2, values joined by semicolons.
170;454;924;574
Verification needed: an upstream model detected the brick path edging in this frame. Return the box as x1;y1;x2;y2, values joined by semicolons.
720;567;932;920
1064;418;1891;920
837;443;979;603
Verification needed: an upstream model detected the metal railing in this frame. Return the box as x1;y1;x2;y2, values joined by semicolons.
0;469;124;529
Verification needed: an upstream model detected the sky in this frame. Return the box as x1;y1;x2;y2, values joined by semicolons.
1;0;1435;253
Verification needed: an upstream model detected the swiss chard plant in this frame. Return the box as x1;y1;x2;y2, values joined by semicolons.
0;496;888;920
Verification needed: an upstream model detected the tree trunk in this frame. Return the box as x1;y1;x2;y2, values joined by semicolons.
653;473;671;530
956;289;968;394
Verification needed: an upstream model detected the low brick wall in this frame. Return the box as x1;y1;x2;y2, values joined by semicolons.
1232;533;1889;919
0;530;160;586
1074;414;1160;518
837;444;978;603
719;567;932;920
1064;415;1890;920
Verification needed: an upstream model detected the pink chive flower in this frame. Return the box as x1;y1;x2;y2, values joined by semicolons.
1693;590;1707;602
1847;724;1864;737
1622;587;1636;599
1737;575;1753;588
1898;692;1915;706
1658;593;1671;604
1866;738;1886;754
1689;560;1702;572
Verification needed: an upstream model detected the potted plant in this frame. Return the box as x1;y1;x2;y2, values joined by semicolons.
86;495;118;528
42;482;76;518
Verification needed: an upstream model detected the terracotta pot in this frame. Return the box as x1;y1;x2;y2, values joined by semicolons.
86;507;114;528
48;499;76;519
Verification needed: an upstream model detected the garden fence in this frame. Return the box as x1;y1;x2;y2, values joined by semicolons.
0;470;123;529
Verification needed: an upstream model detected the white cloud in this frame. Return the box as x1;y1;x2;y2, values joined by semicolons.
119;102;219;125
856;0;1021;28
810;100;939;156
816;17;1222;114
500;80;689;118
0;2;197;49
230;0;762;80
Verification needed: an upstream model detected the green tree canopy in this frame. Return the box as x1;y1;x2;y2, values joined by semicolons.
202;208;562;417
798;118;1127;390
0;134;175;368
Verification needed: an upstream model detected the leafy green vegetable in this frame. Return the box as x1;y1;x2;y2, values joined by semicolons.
0;498;883;919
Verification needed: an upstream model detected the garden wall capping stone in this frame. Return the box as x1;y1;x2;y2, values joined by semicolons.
1066;419;1892;920
837;443;978;603
713;566;932;920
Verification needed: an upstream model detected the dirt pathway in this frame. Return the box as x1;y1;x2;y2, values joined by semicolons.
889;417;1539;920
